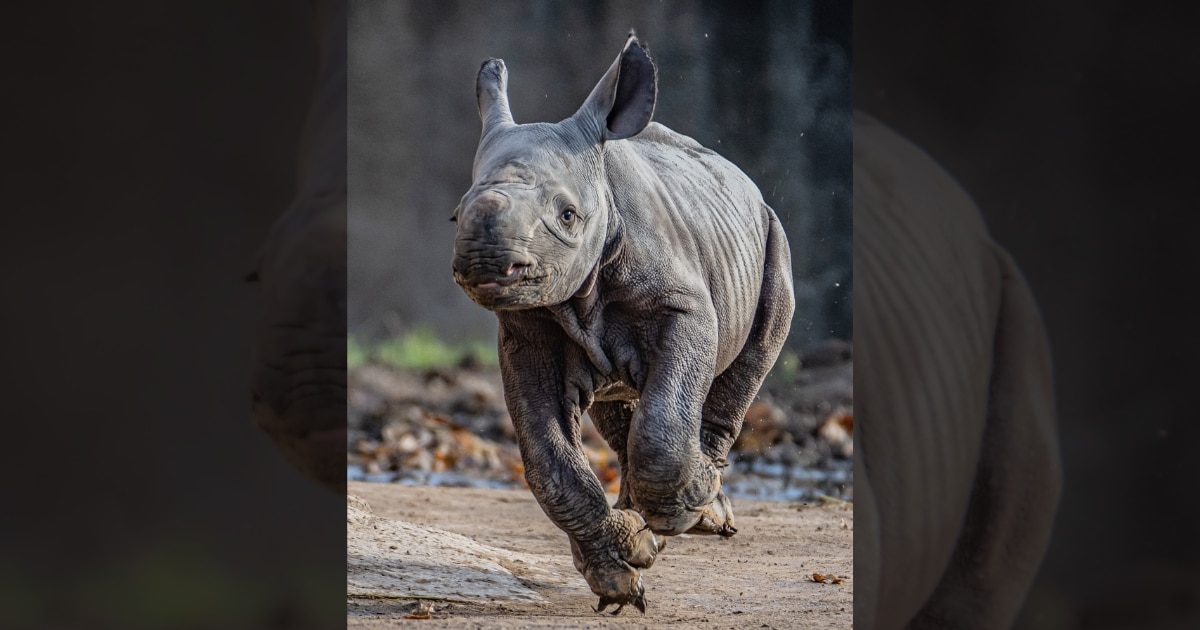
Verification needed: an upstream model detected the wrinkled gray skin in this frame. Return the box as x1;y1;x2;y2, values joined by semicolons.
451;36;795;614
853;111;1061;629
247;0;348;492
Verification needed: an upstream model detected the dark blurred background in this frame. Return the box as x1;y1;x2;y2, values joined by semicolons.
349;0;852;353
7;0;1197;627
2;2;344;627
856;1;1200;628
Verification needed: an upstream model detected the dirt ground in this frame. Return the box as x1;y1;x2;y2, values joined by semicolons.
347;481;853;629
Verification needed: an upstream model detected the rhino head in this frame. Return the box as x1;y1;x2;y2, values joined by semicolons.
452;35;657;310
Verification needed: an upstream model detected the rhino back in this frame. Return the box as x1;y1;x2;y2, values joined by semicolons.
605;122;772;367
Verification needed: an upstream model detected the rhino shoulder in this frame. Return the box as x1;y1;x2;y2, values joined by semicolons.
617;122;764;210
633;122;714;155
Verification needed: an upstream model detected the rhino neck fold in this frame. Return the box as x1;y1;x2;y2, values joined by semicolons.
544;180;625;382
549;290;611;377
573;204;623;299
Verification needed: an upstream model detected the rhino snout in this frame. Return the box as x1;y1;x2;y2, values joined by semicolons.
451;248;545;310
475;261;532;289
250;322;347;490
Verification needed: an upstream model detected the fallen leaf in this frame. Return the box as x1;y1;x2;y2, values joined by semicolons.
405;600;434;618
818;409;854;457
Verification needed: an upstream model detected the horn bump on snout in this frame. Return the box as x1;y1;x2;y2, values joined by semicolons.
468;189;509;213
454;190;510;239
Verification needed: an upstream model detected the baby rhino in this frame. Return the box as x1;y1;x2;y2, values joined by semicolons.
451;35;794;613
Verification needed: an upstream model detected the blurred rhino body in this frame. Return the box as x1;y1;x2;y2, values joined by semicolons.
451;36;795;612
240;4;1061;623
247;0;347;492
854;111;1061;629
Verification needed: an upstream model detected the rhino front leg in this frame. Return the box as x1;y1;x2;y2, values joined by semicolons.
625;311;726;536
498;318;662;612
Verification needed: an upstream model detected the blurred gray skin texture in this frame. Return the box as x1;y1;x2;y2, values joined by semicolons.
854;111;1061;629
451;36;795;614
247;0;348;492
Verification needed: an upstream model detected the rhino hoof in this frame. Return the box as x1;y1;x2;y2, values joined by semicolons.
583;555;645;615
685;490;738;537
594;592;648;615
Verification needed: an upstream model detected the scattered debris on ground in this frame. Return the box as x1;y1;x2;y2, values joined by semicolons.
349;338;854;502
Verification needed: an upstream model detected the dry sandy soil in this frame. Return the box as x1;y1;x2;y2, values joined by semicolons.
347;481;853;629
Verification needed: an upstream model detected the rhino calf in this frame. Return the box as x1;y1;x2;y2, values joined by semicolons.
452;35;795;613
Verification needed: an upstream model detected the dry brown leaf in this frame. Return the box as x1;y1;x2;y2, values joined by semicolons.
833;410;853;432
818;409;854;457
405;601;434;619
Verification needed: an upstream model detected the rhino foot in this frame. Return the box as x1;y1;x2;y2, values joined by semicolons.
595;591;648;615
572;509;663;615
685;490;737;537
637;460;728;535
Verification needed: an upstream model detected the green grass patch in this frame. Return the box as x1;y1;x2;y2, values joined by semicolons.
347;336;370;369
349;328;497;370
767;348;801;384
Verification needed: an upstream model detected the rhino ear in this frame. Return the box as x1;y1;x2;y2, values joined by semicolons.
575;34;657;141
477;58;515;133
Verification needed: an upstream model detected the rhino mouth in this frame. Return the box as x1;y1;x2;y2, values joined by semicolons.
253;394;346;491
473;261;532;289
454;261;549;309
249;323;347;491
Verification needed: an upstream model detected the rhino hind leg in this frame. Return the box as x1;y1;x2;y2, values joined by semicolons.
589;401;635;510
691;211;795;536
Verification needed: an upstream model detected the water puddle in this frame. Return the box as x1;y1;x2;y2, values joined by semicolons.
722;457;853;503
348;456;852;504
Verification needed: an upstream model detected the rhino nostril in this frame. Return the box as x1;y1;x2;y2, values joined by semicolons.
452;259;468;276
504;263;531;277
500;263;534;284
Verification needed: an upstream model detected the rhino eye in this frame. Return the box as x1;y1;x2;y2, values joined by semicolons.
559;206;576;226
